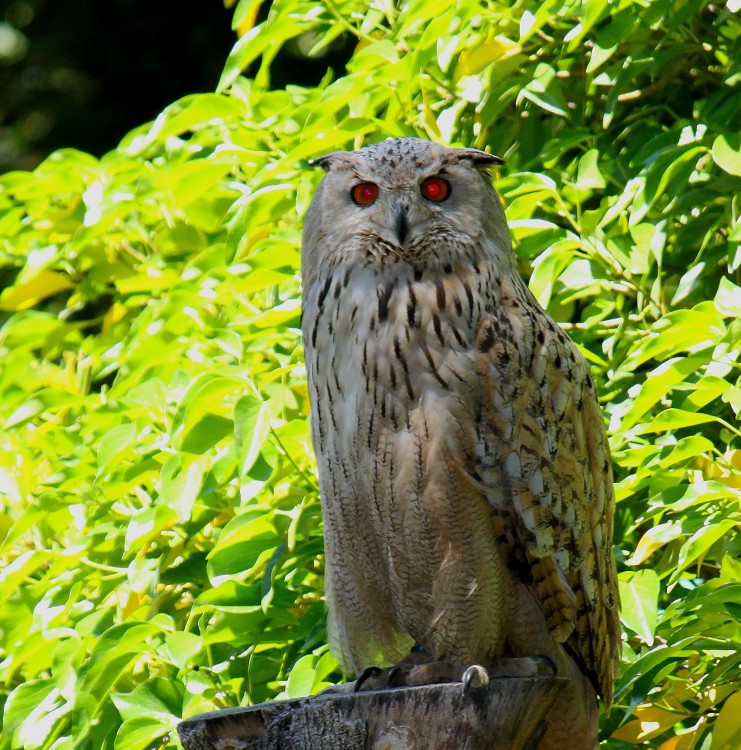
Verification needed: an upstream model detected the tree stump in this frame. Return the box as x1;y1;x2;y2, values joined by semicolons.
177;676;564;750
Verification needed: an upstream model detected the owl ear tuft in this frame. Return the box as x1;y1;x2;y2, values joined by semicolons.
309;151;352;171
452;148;505;168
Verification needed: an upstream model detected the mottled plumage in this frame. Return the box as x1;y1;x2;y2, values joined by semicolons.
301;138;620;748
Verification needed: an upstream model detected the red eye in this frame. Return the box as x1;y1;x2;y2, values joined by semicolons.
351;182;379;206
420;177;450;202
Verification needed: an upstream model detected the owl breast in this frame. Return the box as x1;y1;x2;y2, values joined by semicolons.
303;257;517;672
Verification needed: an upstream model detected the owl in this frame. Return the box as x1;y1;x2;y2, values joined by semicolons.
300;137;620;748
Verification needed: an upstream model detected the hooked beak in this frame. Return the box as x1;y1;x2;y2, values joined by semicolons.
394;201;409;246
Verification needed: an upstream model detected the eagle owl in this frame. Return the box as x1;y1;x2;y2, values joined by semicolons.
301;137;620;748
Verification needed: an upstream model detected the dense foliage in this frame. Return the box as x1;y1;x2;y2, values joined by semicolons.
1;1;739;748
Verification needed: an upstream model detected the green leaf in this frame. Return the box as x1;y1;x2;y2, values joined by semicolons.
234;395;279;477
284;653;319;699
619;569;660;645
677;375;730;412
622;303;725;369
2;679;68;749
173;374;245;452
639;408;718;433
207;513;280;583
575;149;606;190
124;505;178;554
618;356;706;431
587;13;633;73
641;145;704;212
713;691;741;750
0;550;46;607
113;716;176;750
142;93;246;143
77;622;168;730
97;423;137;476
627;522;684;566
165;159;235;208
671;262;706;305
218;17;312;91
193;579;263;612
711;133;741;176
0;268;74;312
581;0;608;34
181;413;234;454
162;631;204;669
669;520;738;585
123;378;167;413
715;277;741;318
657;436;715;469
111;679;182;722
519;63;569;116
159;454;205;523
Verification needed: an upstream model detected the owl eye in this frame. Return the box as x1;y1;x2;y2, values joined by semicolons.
351;182;379;206
420;177;450;202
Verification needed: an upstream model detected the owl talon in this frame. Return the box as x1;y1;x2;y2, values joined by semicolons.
354;666;382;692
386;666;400;687
462;664;489;693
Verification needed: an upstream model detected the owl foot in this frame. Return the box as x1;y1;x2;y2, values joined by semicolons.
384;655;557;691
388;655;556;692
353;647;434;691
350;654;556;693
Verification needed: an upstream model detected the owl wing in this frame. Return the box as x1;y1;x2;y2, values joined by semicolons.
473;298;621;706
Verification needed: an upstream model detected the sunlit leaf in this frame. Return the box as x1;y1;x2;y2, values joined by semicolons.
619;569;660;645
97;423;137;476
639;409;718;433
575;149;606;190
711;690;741;750
234;395;278;477
626;522;684;566
669;520;738;585
711;133;741;177
715;277;741;318
0;269;73;312
519;63;569;116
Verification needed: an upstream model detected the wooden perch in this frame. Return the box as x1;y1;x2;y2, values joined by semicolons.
177;676;564;750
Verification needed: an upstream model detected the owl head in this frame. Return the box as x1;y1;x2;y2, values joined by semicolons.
302;137;514;281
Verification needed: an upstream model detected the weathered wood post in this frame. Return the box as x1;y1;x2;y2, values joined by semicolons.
177;676;564;749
